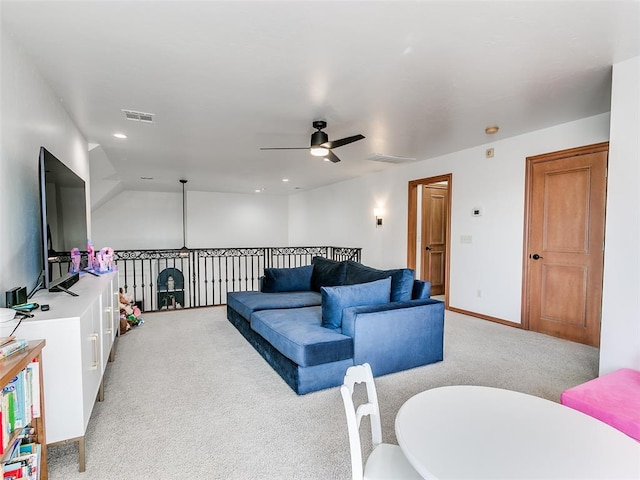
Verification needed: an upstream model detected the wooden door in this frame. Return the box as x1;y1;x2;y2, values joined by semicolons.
421;185;448;295
524;143;607;347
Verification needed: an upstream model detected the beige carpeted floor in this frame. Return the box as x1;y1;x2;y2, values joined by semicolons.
46;306;598;479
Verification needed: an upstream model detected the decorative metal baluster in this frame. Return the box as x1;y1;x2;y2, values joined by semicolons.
243;255;248;291
110;246;361;311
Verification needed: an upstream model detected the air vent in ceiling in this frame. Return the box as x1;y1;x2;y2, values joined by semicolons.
122;109;154;123
367;152;416;164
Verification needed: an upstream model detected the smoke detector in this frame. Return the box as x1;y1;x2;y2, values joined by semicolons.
122;109;154;123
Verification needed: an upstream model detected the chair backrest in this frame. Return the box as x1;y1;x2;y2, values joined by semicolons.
340;363;383;480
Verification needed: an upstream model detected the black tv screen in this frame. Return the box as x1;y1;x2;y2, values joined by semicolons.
38;147;88;289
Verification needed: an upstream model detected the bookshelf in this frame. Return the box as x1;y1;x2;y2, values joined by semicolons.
0;340;47;480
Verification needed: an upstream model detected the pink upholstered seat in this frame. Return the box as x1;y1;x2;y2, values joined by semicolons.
561;368;640;442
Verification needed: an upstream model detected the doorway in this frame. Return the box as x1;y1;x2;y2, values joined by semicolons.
522;143;608;347
407;174;452;305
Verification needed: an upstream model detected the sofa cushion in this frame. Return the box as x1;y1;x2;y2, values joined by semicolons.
262;265;313;293
250;306;353;367
344;260;415;302
310;257;348;292
227;290;321;322
321;277;391;330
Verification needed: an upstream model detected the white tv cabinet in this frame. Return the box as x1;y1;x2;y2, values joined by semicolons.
0;270;119;472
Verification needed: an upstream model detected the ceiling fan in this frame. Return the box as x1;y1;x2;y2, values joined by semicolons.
260;120;365;163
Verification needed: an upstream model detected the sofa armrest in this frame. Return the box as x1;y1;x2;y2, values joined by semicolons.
341;298;441;336
341;299;445;376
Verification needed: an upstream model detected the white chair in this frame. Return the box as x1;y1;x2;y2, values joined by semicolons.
341;363;422;480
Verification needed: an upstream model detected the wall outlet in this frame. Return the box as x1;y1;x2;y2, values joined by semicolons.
486;148;495;158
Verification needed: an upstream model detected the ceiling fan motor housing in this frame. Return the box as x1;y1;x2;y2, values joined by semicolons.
310;130;329;147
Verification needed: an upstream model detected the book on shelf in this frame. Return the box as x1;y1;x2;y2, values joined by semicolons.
24;363;39;420
0;427;26;462
0;341;28;361
5;375;24;431
1;389;16;453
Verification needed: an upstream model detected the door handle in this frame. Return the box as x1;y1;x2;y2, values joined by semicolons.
530;253;543;260
425;246;432;251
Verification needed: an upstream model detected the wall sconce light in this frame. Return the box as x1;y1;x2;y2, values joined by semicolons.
374;208;383;227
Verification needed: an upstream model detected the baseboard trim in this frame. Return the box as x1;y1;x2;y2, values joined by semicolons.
447;306;523;329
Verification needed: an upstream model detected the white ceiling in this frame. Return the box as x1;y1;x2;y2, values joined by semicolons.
2;1;639;195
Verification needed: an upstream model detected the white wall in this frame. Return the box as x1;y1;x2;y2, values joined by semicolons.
0;31;89;300
187;191;288;248
289;114;610;324
91;191;183;250
599;56;640;374
92;190;288;250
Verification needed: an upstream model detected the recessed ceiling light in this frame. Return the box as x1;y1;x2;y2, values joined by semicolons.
113;133;127;139
282;178;289;182
140;177;153;180
484;126;499;135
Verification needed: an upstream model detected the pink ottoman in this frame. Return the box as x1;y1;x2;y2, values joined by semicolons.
561;368;640;442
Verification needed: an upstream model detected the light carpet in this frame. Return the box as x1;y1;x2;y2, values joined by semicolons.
46;306;598;480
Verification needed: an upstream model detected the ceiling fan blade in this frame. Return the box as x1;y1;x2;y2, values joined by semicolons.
322;134;365;149
326;150;341;163
260;147;310;150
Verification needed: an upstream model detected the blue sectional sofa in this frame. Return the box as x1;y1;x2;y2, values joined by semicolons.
226;257;445;394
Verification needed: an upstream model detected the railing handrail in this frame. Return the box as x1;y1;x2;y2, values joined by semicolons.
113;245;361;256
49;245;361;313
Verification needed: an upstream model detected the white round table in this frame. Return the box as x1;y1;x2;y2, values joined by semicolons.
395;385;640;479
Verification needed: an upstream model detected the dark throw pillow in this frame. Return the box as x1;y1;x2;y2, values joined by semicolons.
310;257;348;292
262;265;314;293
344;260;415;302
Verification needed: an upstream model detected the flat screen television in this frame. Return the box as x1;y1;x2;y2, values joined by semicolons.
38;147;88;290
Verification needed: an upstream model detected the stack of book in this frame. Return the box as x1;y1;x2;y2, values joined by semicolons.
0;339;28;361
0;354;42;479
1;428;41;480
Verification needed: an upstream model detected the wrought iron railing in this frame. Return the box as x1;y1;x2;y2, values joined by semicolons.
50;246;361;312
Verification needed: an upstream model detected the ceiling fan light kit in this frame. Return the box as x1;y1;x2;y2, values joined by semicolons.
310;147;329;157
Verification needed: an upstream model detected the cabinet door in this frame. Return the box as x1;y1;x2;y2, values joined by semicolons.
80;304;102;431
100;285;114;368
